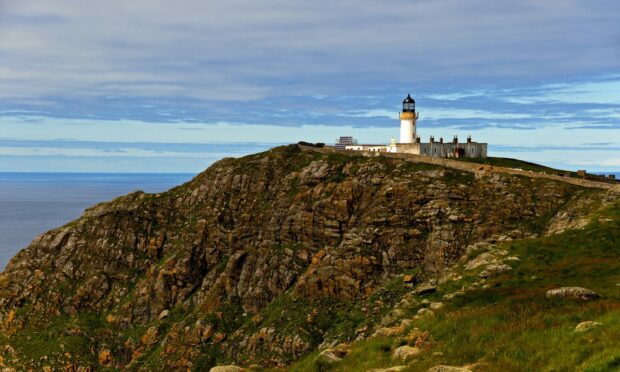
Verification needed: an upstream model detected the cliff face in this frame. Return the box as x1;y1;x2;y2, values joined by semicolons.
0;145;601;370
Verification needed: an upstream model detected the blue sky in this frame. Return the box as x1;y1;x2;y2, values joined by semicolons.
0;0;619;172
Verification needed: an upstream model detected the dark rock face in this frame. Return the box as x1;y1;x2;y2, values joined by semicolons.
0;145;590;369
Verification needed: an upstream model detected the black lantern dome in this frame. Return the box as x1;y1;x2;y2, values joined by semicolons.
403;94;415;112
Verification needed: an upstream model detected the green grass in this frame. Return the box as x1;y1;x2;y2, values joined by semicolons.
455;156;568;174
455;157;619;185
290;199;620;371
4;312;107;367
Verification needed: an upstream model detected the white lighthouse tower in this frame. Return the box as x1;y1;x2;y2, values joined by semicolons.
399;94;418;143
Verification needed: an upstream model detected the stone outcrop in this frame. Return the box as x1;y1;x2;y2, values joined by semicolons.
464;252;499;270
393;345;421;361
0;145;604;370
478;264;512;278
575;321;602;332
546;287;599;301
209;366;245;372
427;366;471;372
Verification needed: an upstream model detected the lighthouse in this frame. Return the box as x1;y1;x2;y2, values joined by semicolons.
339;93;487;158
399;94;418;143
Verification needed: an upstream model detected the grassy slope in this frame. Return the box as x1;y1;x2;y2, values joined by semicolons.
455;157;618;185
456;156;565;174
290;198;620;371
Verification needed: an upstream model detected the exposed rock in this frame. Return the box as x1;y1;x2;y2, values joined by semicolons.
373;327;401;338
209;366;245;372
429;302;444;311
546;192;610;235
575;321;602;332
479;264;512;278
403;275;415;283
314;348;348;366
414;283;437;295
141;326;159;346
98;348;112;367
158;309;170;320
546;287;599;300
417;308;434;317
427;366;471;372
393;345;421;361
464;252;499;270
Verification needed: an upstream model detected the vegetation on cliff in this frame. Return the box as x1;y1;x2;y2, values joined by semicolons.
292;196;620;371
0;144;617;371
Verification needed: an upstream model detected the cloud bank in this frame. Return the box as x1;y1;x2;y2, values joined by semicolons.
0;0;619;171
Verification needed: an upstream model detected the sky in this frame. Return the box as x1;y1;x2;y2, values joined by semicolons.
0;0;619;173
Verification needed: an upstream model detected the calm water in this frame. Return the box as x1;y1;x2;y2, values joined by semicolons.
0;173;195;270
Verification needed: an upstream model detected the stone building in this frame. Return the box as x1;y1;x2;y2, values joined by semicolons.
344;94;487;158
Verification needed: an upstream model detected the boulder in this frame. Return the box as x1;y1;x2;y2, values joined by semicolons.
403;275;415;283
575;321;602;333
209;366;245;372
479;264;512;278
427;366;471;372
546;287;599;300
464;252;498;270
393;345;421;361
372;326;401;338
429;302;444;311
417;308;434;317
158;309;170;320
414;283;437;295
98;348;113;367
140;326;159;346
314;348;348;367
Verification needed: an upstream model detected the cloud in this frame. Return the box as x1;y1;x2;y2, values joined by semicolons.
1;1;619;113
0;0;619;171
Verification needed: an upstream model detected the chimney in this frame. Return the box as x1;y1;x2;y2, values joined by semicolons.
430;135;435;143
416;135;421;143
453;135;458;144
467;135;472;143
439;137;444;144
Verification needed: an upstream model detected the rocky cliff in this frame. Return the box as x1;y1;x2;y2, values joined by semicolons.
0;145;606;370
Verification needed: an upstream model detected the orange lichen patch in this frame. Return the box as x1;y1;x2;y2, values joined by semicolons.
98;349;113;367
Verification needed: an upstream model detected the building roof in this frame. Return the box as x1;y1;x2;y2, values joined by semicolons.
403;94;415;104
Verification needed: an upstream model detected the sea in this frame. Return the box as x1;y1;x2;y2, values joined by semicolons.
0;173;195;270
